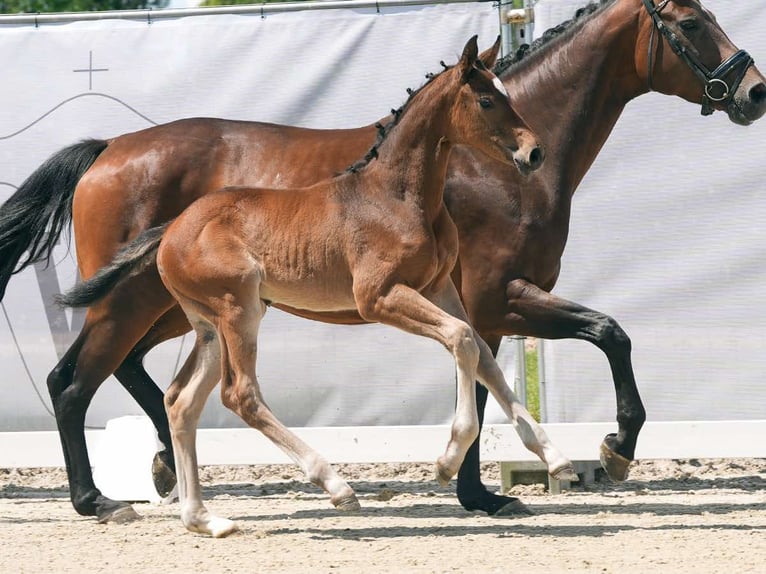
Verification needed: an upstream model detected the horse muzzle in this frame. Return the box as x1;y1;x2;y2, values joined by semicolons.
512;143;546;176
725;77;766;126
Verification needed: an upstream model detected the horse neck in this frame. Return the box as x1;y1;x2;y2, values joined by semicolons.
504;0;646;198
366;74;458;218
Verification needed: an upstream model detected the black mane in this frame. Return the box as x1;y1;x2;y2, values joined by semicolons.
494;0;613;77
346;0;613;173
346;62;453;174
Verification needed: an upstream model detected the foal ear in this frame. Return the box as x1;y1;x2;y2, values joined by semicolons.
479;35;502;70
459;35;480;83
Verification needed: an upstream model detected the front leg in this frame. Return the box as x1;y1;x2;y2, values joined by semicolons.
456;336;532;516
497;279;645;479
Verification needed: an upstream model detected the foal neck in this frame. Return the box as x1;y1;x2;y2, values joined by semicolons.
363;70;461;217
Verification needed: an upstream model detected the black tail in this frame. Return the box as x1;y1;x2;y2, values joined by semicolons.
56;223;171;308
0;139;109;300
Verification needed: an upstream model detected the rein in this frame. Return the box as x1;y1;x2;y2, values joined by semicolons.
642;0;754;115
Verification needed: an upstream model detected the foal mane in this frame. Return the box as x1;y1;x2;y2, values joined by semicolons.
346;62;454;174
494;0;614;77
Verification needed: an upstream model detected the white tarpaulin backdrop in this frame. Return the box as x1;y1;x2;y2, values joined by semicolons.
1;0;765;435
0;1;506;432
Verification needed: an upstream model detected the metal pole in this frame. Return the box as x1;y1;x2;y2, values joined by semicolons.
511;335;527;407
0;0;482;25
499;0;536;57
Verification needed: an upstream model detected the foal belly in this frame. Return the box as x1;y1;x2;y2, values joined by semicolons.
259;275;358;313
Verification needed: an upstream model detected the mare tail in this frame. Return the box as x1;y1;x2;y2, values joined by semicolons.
0;139;109;300
56;223;171;308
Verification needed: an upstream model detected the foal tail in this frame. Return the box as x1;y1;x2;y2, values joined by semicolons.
56;223;171;308
0;139;109;300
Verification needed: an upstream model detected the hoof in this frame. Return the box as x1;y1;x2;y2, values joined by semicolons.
97;503;142;524
334;494;361;512
600;440;632;481
434;462;452;487
550;463;579;482
208;517;240;538
493;498;535;517
152;451;177;498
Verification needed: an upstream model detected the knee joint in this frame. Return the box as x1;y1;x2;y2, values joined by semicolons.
597;316;631;353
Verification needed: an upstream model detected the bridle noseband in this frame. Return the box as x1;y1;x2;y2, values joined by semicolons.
642;0;754;116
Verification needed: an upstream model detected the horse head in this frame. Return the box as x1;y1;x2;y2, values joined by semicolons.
452;36;545;175
639;0;766;125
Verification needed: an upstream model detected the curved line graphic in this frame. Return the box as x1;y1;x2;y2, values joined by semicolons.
0;92;158;140
0;301;56;420
0;182;18;189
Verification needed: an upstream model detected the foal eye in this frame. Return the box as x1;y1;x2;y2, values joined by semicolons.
479;97;493;109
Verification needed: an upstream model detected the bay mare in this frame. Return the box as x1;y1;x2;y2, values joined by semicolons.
61;37;563;537
1;0;765;523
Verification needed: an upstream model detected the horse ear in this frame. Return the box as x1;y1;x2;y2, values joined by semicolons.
459;35;479;83
479;35;501;70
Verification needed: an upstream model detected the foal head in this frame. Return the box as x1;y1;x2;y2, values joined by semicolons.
638;0;766;125
450;36;545;175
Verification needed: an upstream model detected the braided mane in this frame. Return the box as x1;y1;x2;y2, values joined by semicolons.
494;0;614;77
346;61;453;173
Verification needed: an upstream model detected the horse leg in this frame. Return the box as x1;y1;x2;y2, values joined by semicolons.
354;280;488;483
47;305;171;522
456;335;532;516
113;306;193;498
498;278;646;480
423;282;576;482
162;323;233;537
113;349;176;498
214;297;359;515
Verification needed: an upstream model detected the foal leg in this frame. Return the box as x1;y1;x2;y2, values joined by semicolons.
215;299;359;515
163;324;233;537
354;281;484;484
428;282;576;482
456;335;532;516
473;337;577;480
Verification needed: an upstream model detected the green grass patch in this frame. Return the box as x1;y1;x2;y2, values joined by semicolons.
524;348;541;422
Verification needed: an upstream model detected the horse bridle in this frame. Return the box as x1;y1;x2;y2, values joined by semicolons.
642;0;754;116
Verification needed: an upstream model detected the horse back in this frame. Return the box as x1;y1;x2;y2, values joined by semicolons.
72;117;376;278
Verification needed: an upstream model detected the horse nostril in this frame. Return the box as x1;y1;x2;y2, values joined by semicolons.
528;146;545;169
750;82;766;105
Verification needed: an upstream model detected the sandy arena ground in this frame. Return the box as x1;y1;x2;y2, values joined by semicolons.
1;458;765;574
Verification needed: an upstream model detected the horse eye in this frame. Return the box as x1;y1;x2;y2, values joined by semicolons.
479;97;493;109
679;19;698;32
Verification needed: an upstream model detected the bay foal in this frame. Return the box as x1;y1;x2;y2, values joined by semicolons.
61;37;573;536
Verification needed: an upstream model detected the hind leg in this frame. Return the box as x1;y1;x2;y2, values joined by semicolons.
47;288;175;522
163;321;231;537
216;299;358;513
113;306;192;498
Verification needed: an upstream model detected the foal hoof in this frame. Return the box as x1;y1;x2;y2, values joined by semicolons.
152;450;177;498
600;438;632;482
434;462;453;487
333;494;361;512
550;462;579;482
97;503;142;524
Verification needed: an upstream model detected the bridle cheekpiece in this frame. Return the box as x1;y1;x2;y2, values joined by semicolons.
642;0;754;116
